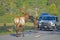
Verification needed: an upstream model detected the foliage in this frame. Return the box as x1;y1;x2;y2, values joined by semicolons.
0;0;60;34
48;3;58;16
0;0;60;23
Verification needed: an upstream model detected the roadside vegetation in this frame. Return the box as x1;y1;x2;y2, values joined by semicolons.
0;0;60;34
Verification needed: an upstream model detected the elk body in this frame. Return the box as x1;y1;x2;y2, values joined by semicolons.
14;13;29;37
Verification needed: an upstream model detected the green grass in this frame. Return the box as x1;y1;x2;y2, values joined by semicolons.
0;0;60;35
0;22;34;35
0;0;60;23
0;31;15;35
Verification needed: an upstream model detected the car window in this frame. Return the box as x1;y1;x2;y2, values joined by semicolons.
42;16;56;20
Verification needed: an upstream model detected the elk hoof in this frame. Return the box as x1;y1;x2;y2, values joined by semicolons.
22;35;24;37
16;34;19;37
16;35;19;37
16;34;21;37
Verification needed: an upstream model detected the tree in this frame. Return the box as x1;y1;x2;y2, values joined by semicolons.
48;3;58;15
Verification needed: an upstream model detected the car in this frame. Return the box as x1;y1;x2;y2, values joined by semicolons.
38;13;58;30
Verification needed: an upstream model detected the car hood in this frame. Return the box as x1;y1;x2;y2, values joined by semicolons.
39;20;56;23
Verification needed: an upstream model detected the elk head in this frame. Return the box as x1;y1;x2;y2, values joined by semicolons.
24;12;30;22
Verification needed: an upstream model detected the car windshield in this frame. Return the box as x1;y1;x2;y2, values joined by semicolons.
42;16;56;20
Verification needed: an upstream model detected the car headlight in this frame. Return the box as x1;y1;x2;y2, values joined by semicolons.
49;21;55;26
39;23;41;25
51;23;55;26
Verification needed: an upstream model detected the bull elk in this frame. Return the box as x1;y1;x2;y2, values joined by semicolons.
14;12;29;37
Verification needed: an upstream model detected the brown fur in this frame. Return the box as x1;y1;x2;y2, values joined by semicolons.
14;12;29;37
34;16;38;33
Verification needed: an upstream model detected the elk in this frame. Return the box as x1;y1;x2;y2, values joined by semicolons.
14;12;30;37
33;13;38;33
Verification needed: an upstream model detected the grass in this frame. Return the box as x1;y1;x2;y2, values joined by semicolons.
0;0;60;35
0;22;34;35
0;13;34;35
0;31;15;35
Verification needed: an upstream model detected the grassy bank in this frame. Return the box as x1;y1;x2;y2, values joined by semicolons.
0;22;34;35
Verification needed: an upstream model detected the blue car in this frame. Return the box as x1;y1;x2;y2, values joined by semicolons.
38;13;58;30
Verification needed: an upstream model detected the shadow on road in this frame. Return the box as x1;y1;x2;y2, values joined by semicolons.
9;30;36;37
10;34;16;37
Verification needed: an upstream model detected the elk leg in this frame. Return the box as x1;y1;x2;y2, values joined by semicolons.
16;27;19;37
34;25;38;33
21;27;24;37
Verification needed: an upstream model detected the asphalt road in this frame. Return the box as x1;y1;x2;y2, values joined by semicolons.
0;30;60;40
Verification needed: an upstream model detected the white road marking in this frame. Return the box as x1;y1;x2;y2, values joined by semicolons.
35;35;40;37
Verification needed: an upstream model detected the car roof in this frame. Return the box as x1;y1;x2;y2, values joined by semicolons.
40;13;49;16
42;15;57;17
40;13;57;17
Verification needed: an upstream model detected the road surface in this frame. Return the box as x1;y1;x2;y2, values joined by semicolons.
0;30;60;40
